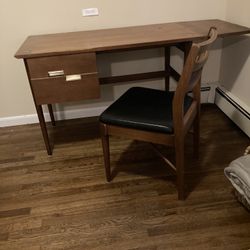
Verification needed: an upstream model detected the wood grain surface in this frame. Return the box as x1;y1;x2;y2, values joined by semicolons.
15;19;250;58
0;105;250;249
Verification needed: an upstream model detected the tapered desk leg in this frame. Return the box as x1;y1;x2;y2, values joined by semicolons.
47;104;56;126
36;105;52;155
164;46;170;91
184;42;192;63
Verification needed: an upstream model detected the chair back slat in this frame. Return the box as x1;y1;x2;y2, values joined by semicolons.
192;50;209;72
187;70;202;92
173;27;218;116
187;27;217;94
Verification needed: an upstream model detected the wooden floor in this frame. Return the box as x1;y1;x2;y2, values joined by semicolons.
0;104;249;250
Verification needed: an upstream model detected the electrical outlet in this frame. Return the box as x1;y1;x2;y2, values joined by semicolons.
82;8;99;17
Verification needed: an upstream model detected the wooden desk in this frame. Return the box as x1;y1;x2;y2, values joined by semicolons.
15;19;250;155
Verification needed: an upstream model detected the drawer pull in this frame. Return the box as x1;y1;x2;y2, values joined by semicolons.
66;74;82;82
48;70;64;77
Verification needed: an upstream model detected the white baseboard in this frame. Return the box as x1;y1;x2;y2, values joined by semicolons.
0;84;215;128
3;85;248;138
0;106;107;127
215;86;250;137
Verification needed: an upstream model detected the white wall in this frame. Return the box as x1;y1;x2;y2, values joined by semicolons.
220;0;250;108
0;0;227;120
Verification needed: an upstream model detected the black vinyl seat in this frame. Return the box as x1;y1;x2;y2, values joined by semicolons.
100;87;193;134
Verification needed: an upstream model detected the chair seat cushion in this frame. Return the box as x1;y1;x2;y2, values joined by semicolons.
99;87;193;133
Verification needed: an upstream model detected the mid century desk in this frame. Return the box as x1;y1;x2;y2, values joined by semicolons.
15;19;250;155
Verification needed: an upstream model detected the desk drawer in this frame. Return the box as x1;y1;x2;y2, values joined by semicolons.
27;53;97;79
31;74;99;105
26;52;100;104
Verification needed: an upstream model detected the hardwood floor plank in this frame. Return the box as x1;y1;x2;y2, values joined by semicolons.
0;208;31;219
0;233;8;241
0;105;249;249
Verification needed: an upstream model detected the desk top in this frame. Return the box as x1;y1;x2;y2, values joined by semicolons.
15;19;250;59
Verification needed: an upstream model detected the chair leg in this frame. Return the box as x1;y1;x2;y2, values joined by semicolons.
100;124;111;182
175;138;185;200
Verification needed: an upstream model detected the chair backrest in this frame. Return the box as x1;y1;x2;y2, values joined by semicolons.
173;27;218;133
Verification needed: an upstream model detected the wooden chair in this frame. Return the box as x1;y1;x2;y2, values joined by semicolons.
99;27;218;200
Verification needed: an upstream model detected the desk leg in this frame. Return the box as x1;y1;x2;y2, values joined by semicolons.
47;104;56;126
36;105;52;155
164;47;170;91
184;42;192;63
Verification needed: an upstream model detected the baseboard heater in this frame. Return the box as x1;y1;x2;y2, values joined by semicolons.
188;85;212;103
215;87;250;137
